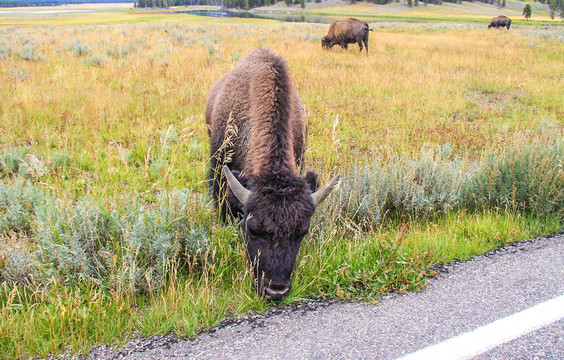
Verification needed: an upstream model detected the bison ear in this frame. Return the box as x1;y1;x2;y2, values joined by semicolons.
305;171;319;192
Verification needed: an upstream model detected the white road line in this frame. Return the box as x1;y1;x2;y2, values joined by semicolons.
396;294;564;360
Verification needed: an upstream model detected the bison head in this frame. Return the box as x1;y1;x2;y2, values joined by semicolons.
223;166;339;301
321;37;332;50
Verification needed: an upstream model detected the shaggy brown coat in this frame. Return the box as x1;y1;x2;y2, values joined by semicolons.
206;48;338;301
321;18;371;55
206;49;307;181
488;15;511;29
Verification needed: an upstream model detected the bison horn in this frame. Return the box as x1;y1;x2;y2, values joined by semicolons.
223;165;251;205
311;175;340;206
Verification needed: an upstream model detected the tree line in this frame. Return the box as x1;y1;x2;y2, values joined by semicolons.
0;0;128;7
134;0;563;14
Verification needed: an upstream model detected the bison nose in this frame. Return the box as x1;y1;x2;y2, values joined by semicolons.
264;282;291;301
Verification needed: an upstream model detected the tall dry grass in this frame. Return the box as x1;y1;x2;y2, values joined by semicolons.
1;22;563;199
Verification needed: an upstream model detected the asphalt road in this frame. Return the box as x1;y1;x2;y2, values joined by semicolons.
85;233;564;360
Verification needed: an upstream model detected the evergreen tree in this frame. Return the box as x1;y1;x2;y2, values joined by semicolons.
523;3;532;19
549;0;557;18
502;0;506;7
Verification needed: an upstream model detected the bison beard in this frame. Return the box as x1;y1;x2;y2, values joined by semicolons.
206;48;339;301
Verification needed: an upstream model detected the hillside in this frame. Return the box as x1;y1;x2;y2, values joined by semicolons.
256;0;554;20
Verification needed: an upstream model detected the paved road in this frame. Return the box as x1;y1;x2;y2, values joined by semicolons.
87;233;564;360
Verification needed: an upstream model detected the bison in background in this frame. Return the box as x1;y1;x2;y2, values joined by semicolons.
322;18;372;55
488;15;511;29
206;48;340;301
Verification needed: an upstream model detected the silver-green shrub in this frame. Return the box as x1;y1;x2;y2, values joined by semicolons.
84;53;109;67
320;137;564;230
466;137;564;215
18;44;45;61
0;178;45;235
0;44;11;60
323;144;467;229
34;190;209;292
71;40;91;56
0;147;29;177
1;148;65;178
0;232;40;284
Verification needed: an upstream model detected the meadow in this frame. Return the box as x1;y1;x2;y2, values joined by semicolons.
1;10;564;358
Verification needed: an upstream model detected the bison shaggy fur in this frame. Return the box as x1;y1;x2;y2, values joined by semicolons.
321;18;372;55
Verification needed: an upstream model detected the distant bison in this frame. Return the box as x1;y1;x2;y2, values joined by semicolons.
206;48;340;301
488;15;511;29
322;18;372;55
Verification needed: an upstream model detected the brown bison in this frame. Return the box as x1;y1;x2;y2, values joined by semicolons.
206;48;340;301
488;15;511;29
321;18;372;55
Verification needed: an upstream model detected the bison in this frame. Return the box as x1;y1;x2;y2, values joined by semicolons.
488;15;511;29
206;48;340;301
321;18;372;55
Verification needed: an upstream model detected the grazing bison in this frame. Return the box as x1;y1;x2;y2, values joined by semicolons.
206;48;340;301
321;18;372;55
488;15;511;29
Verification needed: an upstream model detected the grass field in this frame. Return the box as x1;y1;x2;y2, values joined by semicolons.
1;7;564;358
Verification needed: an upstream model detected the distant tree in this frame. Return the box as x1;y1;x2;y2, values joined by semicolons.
414;0;418;6
523;3;532;19
300;0;305;8
502;0;506;7
549;0;557;18
560;0;564;21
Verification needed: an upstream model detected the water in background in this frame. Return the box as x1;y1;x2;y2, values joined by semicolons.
178;9;340;24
